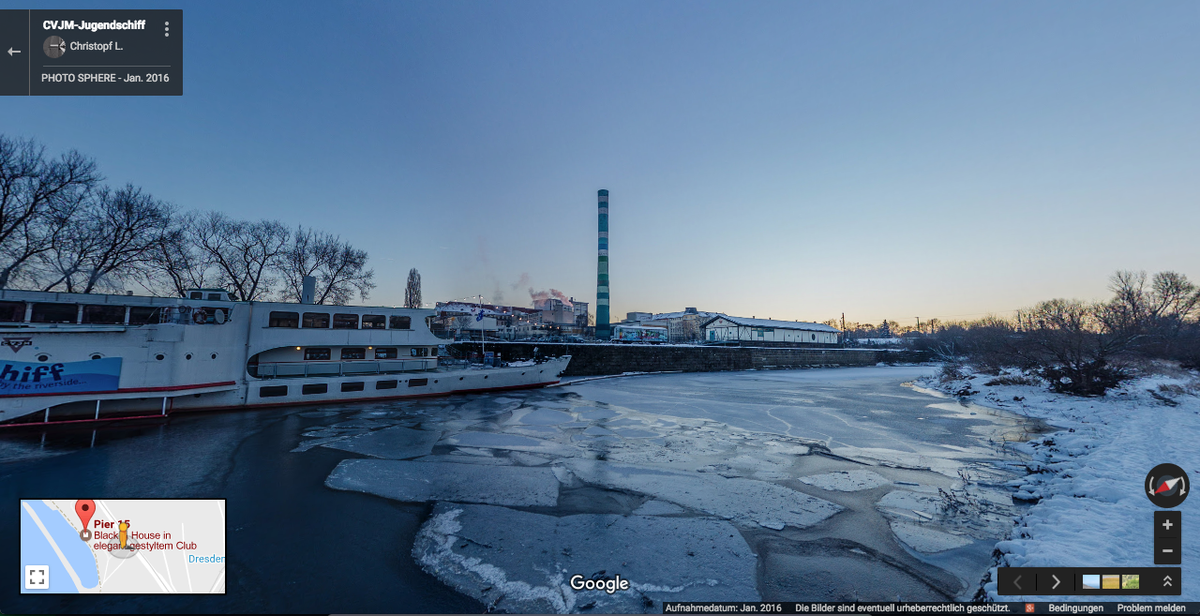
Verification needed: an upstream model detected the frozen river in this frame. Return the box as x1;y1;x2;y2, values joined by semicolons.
1;365;1040;613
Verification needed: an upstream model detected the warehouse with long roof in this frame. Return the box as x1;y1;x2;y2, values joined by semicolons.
702;315;841;346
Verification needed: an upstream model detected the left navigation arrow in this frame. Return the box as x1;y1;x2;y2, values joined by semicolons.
7;47;19;56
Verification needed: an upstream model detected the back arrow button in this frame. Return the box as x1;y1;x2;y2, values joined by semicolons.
7;48;20;57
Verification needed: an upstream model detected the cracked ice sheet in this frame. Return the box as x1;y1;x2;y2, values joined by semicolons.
890;521;973;553
326;459;559;506
828;446;975;477
320;426;442;459
413;502;759;614
565;460;841;529
798;470;890;492
445;431;577;456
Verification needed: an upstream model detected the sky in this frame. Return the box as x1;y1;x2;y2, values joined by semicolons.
4;1;1199;328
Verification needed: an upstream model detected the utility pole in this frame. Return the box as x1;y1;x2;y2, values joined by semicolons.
915;317;920;334
841;313;845;331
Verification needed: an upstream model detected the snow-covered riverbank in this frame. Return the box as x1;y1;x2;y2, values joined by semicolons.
919;366;1200;602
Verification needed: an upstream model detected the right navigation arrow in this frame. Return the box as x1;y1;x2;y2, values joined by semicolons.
1051;574;1061;590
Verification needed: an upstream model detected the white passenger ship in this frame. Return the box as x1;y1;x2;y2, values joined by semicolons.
0;288;570;426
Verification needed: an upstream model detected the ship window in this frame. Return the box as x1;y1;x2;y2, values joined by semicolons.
31;303;77;324
190;291;203;299
410;348;429;357
302;312;330;328
812;334;816;341
332;313;358;329
341;348;366;360
431;347;438;357
362;315;385;329
207;293;223;301
129;306;158;325
374;348;398;359
82;305;126;325
341;382;365;392
376;380;397;390
302;383;327;395
269;311;299;328
408;378;429;387
259;385;288;398
389;315;411;329
0;301;24;322
304;348;331;361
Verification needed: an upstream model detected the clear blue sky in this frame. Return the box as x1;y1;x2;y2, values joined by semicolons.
5;1;1199;327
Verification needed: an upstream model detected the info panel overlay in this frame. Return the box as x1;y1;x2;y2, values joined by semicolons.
0;9;181;96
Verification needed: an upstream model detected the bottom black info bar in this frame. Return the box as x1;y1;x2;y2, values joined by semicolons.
662;602;1200;615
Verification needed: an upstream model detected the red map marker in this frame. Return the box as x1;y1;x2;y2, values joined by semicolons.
75;500;96;529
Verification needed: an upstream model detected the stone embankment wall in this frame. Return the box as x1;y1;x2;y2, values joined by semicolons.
447;342;926;377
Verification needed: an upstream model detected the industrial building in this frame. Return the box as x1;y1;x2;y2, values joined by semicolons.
643;307;723;343
612;323;668;343
702;316;841;346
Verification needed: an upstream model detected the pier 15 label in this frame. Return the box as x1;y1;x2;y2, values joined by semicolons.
21;499;226;594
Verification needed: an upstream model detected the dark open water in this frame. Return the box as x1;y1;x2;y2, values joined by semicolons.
0;407;484;614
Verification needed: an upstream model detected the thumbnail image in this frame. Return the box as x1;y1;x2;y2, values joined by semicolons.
1082;575;1100;590
1102;575;1120;589
1122;575;1140;590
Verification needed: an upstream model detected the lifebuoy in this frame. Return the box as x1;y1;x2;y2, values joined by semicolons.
192;309;207;324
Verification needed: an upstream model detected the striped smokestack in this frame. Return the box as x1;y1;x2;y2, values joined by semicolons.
596;189;610;339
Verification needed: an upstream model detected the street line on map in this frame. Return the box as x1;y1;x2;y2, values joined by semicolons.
209;567;225;593
161;543;176;593
96;500;172;593
23;501;91;592
182;522;193;592
103;552;128;584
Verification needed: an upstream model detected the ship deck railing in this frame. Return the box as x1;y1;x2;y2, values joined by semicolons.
251;359;438;379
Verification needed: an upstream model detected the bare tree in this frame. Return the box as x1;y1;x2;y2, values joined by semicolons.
0;135;100;288
281;226;374;305
36;184;175;293
147;211;217;297
405;268;421;309
193;212;290;301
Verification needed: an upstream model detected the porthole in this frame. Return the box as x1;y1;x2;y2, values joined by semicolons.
459;377;464;380
521;372;525;375
185;353;193;360
37;354;48;362
211;353;217;359
156;354;165;361
91;354;103;360
434;380;438;384
484;375;488;379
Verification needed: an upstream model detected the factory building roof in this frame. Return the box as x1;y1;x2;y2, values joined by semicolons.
650;310;723;320
703;315;841;333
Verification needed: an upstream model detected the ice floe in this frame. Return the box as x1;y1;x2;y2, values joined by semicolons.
320;426;441;459
412;503;759;613
565;460;841;529
798;470;890;492
326;459;559;507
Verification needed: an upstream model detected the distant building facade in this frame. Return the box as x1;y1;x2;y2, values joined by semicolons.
644;307;723;343
612;324;668;343
702;316;841;346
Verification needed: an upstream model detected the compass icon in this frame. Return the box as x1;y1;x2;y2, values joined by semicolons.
1146;463;1190;508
